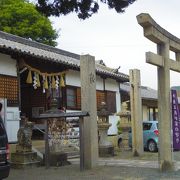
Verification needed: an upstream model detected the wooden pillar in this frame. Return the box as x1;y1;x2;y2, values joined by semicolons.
130;69;143;156
80;55;99;169
157;43;174;171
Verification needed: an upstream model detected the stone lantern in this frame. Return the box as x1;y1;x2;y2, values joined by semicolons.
39;98;71;167
116;101;131;150
38;98;89;169
97;102;114;157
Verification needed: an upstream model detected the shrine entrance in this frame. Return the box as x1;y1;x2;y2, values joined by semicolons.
19;58;67;129
18;55;98;169
137;13;180;171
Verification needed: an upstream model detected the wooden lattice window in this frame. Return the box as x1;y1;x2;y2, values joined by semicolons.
106;91;116;113
66;86;81;110
66;86;116;113
0;74;18;106
96;91;106;110
66;87;77;109
77;88;81;109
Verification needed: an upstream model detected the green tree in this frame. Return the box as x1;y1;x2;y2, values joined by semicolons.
36;0;136;20
0;0;58;46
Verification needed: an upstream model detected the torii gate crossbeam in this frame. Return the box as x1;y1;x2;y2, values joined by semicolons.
137;13;180;171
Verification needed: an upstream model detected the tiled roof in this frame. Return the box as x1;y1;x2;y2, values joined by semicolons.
120;83;157;100
0;31;129;82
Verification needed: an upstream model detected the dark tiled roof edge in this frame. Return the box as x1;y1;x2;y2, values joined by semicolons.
0;31;129;82
0;31;80;60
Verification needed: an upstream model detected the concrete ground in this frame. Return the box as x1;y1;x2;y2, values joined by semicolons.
7;159;180;180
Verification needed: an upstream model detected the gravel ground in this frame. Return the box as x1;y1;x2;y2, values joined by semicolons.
7;149;180;180
7;164;180;180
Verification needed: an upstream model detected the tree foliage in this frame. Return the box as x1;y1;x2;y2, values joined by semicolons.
0;0;58;46
36;0;136;19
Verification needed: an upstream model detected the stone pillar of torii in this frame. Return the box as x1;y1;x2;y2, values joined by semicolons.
137;13;180;171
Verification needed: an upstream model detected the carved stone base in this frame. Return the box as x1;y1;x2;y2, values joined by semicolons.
16;144;32;153
99;145;114;157
11;151;40;168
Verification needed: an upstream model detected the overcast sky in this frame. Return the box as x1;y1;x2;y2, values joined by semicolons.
50;0;180;90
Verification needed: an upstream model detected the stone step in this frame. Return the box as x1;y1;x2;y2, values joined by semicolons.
32;145;80;159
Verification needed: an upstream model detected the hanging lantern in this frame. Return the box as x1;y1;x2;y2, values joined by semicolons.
60;74;65;87
26;70;32;84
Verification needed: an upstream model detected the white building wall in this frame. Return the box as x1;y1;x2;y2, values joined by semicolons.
0;53;17;76
105;78;120;135
96;76;104;90
66;70;104;90
66;70;80;87
66;70;121;135
0;53;20;142
105;78;119;92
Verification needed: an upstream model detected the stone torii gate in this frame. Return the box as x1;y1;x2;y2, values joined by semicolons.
137;13;180;171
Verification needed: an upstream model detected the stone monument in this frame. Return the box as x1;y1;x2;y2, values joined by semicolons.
80;55;99;169
42;98;71;167
97;102;114;157
116;101;131;150
129;69;144;157
11;121;40;168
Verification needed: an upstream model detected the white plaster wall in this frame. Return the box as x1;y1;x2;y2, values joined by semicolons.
0;53;17;76
66;70;121;135
105;78;119;92
66;70;80;87
66;70;104;90
66;70;119;92
96;76;104;90
0;54;19;142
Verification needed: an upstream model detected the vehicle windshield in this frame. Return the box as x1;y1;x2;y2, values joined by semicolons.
143;123;152;130
156;122;158;129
